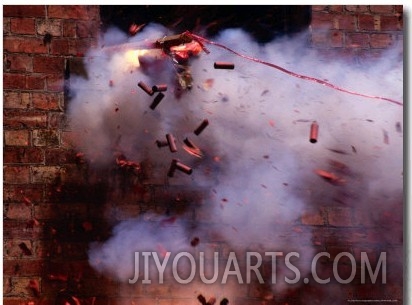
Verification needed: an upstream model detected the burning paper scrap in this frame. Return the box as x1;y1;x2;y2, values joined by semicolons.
315;169;345;185
202;78;214;90
183;137;203;158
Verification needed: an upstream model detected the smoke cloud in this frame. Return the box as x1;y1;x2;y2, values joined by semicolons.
68;24;403;300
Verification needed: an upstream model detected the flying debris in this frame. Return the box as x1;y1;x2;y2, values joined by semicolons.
309;121;319;143
214;61;235;69
150;92;165;110
194;119;209;135
138;81;154;96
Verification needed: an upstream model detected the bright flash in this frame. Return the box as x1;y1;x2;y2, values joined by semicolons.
124;49;151;67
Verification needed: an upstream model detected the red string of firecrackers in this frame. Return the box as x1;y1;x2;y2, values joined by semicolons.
186;31;402;107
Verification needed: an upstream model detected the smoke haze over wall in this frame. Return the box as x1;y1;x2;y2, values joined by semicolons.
67;24;403;298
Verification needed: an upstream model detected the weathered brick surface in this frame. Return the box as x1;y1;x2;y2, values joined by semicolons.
4;37;48;54
3;6;101;304
3;92;31;109
4;130;30;146
33;56;65;74
48;5;99;20
370;33;394;48
36;18;62;36
310;5;402;57
346;33;370;48
4;147;44;164
4;110;48;129
4;54;33;73
4;166;31;184
32;92;62;110
10;18;36;35
4;5;46;17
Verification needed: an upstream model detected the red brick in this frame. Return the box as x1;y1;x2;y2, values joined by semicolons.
346;32;370;48
4;240;33;258
312;6;328;12
4;130;30;146
49;113;70;129
3;220;43;241
380;15;401;31
4;37;47;54
370;33;394;48
45;148;77;165
3;73;45;90
327;207;353;227
33;56;64;74
370;5;394;14
3;259;46;276
394;5;403;13
34;202;87;220
329;6;344;12
69;38;95;56
62;20;77;37
76;20;100;38
32;92;62;110
5;54;33;72
48;5;99;20
311;12;333;29
311;31;328;47
4;110;47;129
358;14;376;31
32;129;59;147
335;14;357;30
10;18;36;35
345;5;369;13
4;17;11;35
3;73;26;89
3;91;31;109
26;75;46;90
36;18;62;36
330;30;344;47
3;184;44;203
4;5;46;17
46;74;64;92
50;38;70;55
31;165;63;183
4;147;44;164
301;209;325;225
3;276;41;297
4;166;31;184
5;202;32;220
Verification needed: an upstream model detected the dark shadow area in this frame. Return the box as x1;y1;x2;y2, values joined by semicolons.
100;5;311;43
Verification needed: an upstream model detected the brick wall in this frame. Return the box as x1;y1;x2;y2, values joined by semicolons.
3;5;102;305
310;5;403;60
3;5;403;305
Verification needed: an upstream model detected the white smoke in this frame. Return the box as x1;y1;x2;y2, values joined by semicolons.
67;24;403;299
